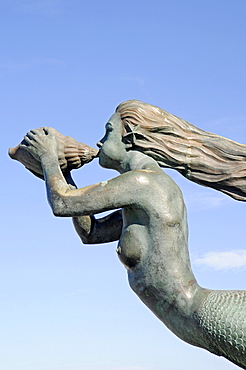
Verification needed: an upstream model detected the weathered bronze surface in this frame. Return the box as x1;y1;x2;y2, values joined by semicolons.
9;100;246;368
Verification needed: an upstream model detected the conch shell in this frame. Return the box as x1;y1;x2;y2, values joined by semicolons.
8;127;98;179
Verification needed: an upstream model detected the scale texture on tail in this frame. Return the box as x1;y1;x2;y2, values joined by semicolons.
195;290;246;368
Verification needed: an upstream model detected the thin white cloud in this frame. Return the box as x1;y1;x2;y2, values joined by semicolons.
208;116;246;131
12;0;65;16
0;58;64;70
165;170;230;212
0;58;64;78
193;249;246;270
52;366;149;370
204;116;246;144
120;76;146;87
184;190;229;212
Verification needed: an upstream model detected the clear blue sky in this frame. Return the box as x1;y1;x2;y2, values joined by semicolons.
1;1;246;369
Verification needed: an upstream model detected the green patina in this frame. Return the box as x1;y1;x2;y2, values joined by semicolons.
156;300;165;316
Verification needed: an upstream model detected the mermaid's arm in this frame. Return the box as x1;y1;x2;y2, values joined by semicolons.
62;172;122;243
23;129;124;244
23;127;144;229
40;153;143;217
63;173;123;244
72;210;122;244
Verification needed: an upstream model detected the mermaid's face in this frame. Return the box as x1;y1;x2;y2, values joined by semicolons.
97;113;127;170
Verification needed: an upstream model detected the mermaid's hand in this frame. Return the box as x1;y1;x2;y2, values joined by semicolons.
21;127;59;161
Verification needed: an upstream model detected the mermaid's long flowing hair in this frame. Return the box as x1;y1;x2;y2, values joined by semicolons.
116;100;246;201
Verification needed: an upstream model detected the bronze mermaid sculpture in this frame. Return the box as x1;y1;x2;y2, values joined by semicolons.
10;100;246;368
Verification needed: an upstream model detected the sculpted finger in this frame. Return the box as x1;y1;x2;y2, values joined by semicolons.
25;131;37;142
29;129;40;136
26;131;33;137
23;135;35;146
